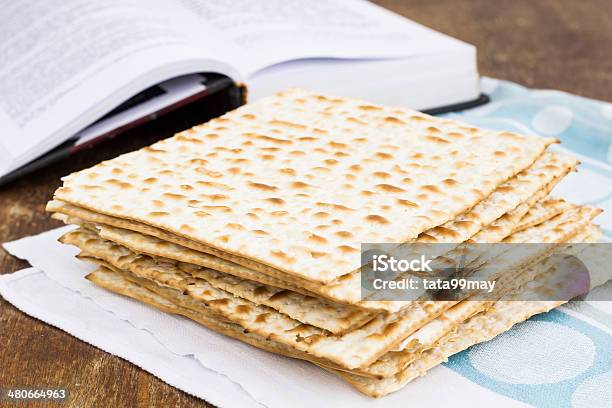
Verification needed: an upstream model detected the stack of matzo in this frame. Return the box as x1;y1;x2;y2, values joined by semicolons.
46;89;603;398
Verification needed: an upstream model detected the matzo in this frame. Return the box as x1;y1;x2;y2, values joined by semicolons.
413;152;575;244
390;223;596;354
331;300;566;397
61;227;452;370
47;151;574;312
87;253;550;380
62;228;373;335
85;266;371;377
56;201;599;369
467;170;567;244
332;226;603;396
86;221;599;396
503;206;601;243
60;203;600;371
514;197;574;233
52;88;555;284
86;267;561;397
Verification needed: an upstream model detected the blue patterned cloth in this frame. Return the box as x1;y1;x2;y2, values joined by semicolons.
439;78;612;408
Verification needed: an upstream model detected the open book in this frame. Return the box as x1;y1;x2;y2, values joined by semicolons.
0;0;480;180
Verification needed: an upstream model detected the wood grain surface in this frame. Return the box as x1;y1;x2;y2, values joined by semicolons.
1;1;611;407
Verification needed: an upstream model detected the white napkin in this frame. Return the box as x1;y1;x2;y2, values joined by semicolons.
1;227;522;408
0;268;259;408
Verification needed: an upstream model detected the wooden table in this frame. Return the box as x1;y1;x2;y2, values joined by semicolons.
1;1;611;406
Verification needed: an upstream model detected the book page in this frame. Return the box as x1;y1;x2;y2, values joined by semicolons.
0;0;234;175
178;0;469;76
